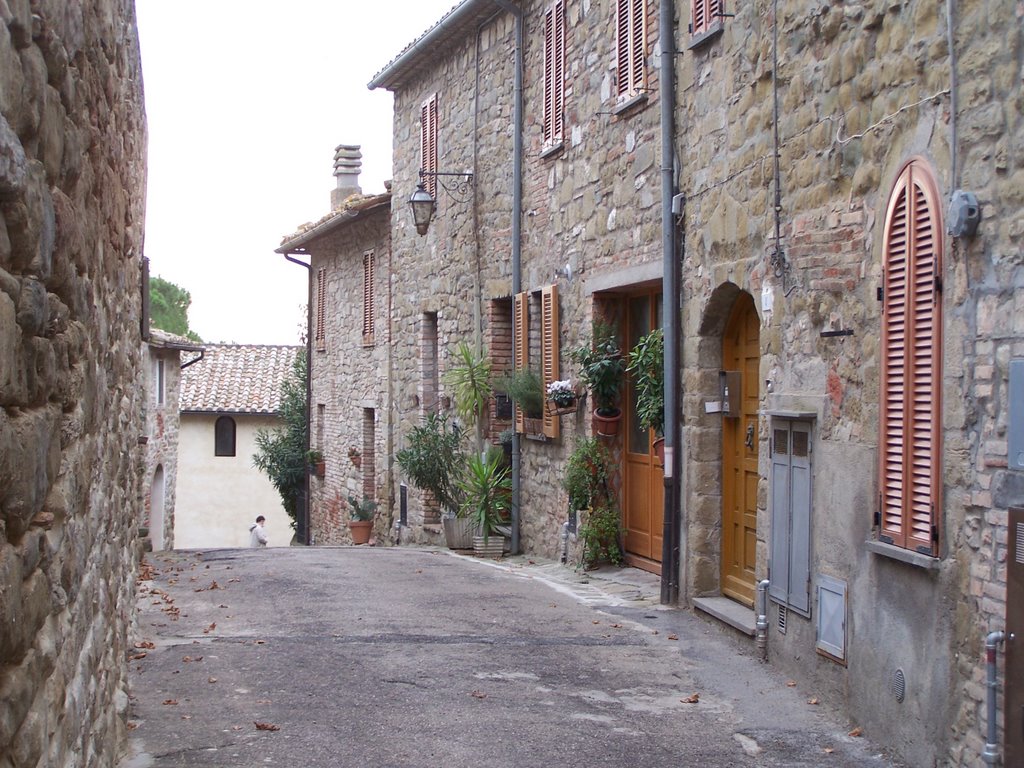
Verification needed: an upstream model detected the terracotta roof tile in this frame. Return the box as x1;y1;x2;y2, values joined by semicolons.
179;344;301;415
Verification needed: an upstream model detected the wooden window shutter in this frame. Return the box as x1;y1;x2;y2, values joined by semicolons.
615;0;631;97
616;0;645;97
513;292;528;434
420;94;438;197
541;284;560;439
362;251;375;345
692;0;721;37
543;2;565;146
879;159;942;554
629;0;645;94
315;267;326;351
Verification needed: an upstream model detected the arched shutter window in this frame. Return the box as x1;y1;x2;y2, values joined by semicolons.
879;159;942;555
215;416;236;457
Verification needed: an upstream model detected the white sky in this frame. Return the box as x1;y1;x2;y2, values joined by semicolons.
135;1;454;345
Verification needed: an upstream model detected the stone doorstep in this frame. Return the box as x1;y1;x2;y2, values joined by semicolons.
692;596;756;636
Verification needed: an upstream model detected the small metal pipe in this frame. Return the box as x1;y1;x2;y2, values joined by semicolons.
982;630;1006;765
284;251;313;546
756;578;771;662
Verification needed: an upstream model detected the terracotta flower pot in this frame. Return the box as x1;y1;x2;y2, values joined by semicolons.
349;520;372;545
653;437;665;465
592;409;621;437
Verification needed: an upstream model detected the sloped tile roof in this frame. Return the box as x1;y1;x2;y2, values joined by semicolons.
147;327;204;352
277;191;391;254
179;344;301;415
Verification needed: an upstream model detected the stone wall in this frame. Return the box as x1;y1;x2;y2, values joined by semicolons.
0;1;146;765
305;207;393;545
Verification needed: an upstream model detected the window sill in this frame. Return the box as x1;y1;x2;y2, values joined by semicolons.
612;92;649;117
865;539;940;571
540;141;564;160
687;23;723;51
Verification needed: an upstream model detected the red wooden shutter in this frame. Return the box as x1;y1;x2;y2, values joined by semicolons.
879;159;942;554
629;0;645;94
692;0;721;36
362;251;375;345
315;267;326;351
513;292;528;434
543;2;565;145
420;95;438;197
541;284;560;439
616;0;631;97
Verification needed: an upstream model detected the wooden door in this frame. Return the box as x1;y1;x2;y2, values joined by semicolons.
623;291;664;573
721;293;759;606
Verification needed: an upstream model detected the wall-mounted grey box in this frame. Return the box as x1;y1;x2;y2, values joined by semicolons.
1011;360;1024;471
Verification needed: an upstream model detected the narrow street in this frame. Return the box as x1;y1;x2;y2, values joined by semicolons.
120;548;899;767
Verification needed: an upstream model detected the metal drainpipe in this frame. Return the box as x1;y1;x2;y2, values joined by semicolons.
659;0;679;605
492;0;523;555
982;630;1007;765
755;578;771;661
284;252;313;545
946;0;959;190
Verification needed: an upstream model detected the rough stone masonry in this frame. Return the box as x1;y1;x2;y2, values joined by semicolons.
0;1;146;766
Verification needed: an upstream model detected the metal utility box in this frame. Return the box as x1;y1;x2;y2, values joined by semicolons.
1010;360;1024;471
1007;507;1023;765
719;370;742;418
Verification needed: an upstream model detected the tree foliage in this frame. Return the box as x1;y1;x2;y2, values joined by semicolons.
150;275;202;342
252;350;307;529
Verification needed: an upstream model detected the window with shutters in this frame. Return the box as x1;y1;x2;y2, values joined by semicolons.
769;419;813;617
543;1;566;149
690;0;724;41
362;250;375;346
512;286;560;439
155;359;166;406
315;267;326;351
615;0;646;101
420;94;438;198
878;158;943;556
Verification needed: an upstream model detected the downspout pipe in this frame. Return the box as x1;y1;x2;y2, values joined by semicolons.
284;251;313;546
982;630;1006;765
493;0;524;555
659;0;680;605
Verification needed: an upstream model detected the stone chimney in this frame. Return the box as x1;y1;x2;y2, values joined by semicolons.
331;145;362;209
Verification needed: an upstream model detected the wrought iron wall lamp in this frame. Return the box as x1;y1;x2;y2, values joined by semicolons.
408;168;474;236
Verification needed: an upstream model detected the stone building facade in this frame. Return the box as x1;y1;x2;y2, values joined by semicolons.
0;1;147;765
353;0;1023;765
140;329;203;552
278;147;394;546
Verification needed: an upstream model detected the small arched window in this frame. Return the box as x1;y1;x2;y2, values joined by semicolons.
214;416;236;457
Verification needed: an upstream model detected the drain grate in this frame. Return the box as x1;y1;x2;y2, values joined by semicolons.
777;604;787;634
890;668;906;702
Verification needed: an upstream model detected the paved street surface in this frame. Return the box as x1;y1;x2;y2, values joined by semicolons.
120;547;900;767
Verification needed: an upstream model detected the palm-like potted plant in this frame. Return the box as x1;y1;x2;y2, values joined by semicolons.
347;495;377;545
495;368;545;435
571;321;625;436
443;340;492;453
457;449;512;557
626;327;665;462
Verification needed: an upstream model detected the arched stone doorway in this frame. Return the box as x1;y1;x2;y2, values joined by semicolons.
689;284;761;606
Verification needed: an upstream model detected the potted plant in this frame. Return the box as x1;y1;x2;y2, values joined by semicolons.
396;412;468;545
562;437;612;513
443;340;493;455
457;449;512;558
571;321;625;436
307;449;325;478
626;327;665;462
495;368;545;435
347;495;377;545
347;446;362;469
545;379;578;416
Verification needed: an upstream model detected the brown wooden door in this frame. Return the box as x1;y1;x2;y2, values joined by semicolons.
721;293;759;606
623;291;664;572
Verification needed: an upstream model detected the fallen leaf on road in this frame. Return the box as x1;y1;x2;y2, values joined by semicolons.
182;656;203;663
682;693;700;704
127;722;139;731
823;747;834;754
254;722;280;731
228;578;241;583
135;641;155;650
667;634;679;640
231;725;242;731
257;699;272;704
652;630;659;635
786;680;797;687
528;559;536;564
848;727;862;737
470;691;487;699
128;653;147;661
208;677;217;684
254;639;266;645
162;700;178;706
181;715;192;720
218;604;228;609
808;697;820;705
592;620;600;625
202;623;216;634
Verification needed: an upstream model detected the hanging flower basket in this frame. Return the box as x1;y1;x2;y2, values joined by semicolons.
546;379;578;415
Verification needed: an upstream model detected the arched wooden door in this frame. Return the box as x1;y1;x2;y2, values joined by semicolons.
721;293;759;605
623;290;664;573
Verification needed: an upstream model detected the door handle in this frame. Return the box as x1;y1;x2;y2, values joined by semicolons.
745;423;755;450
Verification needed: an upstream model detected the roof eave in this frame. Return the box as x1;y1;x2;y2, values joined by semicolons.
276;194;391;254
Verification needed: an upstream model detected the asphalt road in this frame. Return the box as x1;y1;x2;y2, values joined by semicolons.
119;547;899;767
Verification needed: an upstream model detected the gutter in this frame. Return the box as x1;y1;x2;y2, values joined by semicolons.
659;0;680;604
